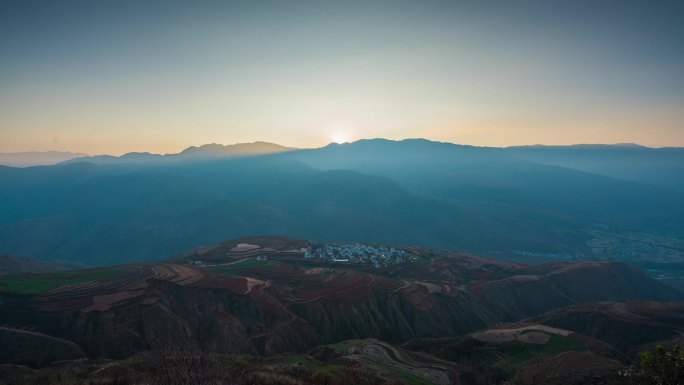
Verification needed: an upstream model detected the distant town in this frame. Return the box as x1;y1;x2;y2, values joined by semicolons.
304;243;408;269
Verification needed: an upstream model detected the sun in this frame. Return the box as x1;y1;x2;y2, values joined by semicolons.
331;133;350;144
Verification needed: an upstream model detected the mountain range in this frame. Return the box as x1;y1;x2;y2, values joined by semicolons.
505;144;684;192
4;141;682;193
59;141;295;165
0;139;682;268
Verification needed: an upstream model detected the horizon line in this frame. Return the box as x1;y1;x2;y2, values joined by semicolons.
2;138;681;158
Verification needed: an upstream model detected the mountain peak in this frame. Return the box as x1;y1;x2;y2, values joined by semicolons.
179;141;295;156
60;141;296;165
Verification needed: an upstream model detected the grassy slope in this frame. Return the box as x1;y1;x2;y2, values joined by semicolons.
488;333;587;374
209;258;281;275
0;267;121;294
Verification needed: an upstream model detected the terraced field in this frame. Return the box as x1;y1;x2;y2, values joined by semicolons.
0;236;681;385
0;267;123;295
0;262;212;313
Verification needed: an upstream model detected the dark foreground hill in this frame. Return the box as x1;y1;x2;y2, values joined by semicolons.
1;237;682;384
527;301;684;355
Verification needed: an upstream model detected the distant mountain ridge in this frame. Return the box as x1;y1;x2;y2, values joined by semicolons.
510;143;648;149
6;139;683;193
505;143;684;192
0;138;682;266
60;141;295;165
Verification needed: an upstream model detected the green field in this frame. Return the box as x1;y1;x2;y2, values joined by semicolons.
210;258;280;274
0;268;122;295
495;334;587;374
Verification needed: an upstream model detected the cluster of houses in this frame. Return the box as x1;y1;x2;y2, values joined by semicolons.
304;243;407;269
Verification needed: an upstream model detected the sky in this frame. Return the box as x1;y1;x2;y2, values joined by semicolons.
1;0;683;155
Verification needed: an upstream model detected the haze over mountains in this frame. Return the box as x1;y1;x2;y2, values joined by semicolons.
0;139;682;269
505;144;684;193
4;140;682;193
0;151;87;167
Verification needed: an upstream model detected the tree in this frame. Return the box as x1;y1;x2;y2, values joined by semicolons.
621;344;684;385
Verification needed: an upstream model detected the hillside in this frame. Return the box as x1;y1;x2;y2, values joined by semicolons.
1;237;680;361
0;327;85;368
527;301;684;355
0;159;506;265
403;323;625;384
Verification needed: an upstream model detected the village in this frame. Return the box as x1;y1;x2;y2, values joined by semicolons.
304;243;408;269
